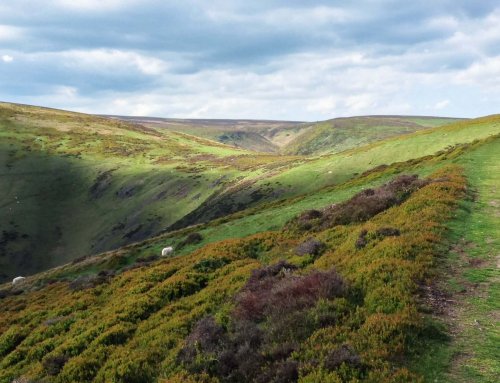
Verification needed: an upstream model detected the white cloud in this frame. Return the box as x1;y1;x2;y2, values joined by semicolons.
454;56;500;88
262;6;352;26
206;5;350;25
1;54;13;63
53;0;139;11
54;85;78;98
345;94;377;113
4;41;495;120
307;97;338;116
50;49;168;76
434;99;450;110
0;25;23;41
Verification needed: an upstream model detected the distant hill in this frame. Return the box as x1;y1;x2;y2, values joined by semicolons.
109;114;464;155
282;115;464;155
104;116;307;153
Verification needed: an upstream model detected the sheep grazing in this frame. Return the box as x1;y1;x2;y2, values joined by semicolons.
161;246;174;257
12;276;26;285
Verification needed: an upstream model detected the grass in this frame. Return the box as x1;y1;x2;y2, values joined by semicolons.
442;139;499;382
138;115;463;156
124;116;307;153
166;117;500;231
0;103;497;381
282;116;463;155
408;138;499;382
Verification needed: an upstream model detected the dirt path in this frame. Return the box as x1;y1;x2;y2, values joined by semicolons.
439;147;499;382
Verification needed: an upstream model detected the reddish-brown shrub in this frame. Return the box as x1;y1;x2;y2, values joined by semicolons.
290;174;428;232
294;238;326;256
42;354;69;375
178;316;227;372
355;230;368;249
324;344;361;371
180;263;347;382
375;227;401;237
254;360;299;383
234;262;344;322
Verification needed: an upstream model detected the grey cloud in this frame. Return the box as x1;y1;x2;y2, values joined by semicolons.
0;1;499;119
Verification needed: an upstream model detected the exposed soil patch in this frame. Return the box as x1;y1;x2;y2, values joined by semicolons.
89;169;115;199
211;175;228;187
467;257;488;268
116;184;141;198
174;183;191;198
420;282;455;317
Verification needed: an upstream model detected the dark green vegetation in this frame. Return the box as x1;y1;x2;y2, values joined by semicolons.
0;102;498;382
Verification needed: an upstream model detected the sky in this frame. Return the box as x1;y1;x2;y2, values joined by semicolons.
1;0;499;121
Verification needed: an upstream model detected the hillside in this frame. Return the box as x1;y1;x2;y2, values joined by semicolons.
117;115;463;155
169;115;499;229
0;103;304;283
0;133;498;382
0;104;498;382
107;116;307;153
0;103;478;283
282;115;463;155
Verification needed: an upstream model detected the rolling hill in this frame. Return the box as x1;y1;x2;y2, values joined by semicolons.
0;103;304;283
0;103;473;283
281;115;463;155
116;115;463;155
0;102;498;383
106;116;307;153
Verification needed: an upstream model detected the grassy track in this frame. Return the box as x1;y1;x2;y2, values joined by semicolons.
444;139;499;382
408;139;499;382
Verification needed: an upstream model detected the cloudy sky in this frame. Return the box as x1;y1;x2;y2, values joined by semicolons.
1;1;499;120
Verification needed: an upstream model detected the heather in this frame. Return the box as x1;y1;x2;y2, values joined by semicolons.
0;167;467;382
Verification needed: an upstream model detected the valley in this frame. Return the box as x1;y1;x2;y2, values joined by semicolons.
0;102;498;383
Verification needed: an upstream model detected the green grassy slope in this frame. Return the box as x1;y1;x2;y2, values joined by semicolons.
0;103;305;282
282;115;463;155
0;132;497;382
14;134;494;286
0;102;497;380
170;115;500;229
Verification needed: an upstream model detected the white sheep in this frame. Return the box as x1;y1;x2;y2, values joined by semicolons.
12;276;26;285
161;246;174;257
